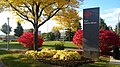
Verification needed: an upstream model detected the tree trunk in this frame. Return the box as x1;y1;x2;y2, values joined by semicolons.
34;26;38;50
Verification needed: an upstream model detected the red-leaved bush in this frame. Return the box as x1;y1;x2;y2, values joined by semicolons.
99;30;120;52
17;32;44;49
73;30;120;53
72;30;83;48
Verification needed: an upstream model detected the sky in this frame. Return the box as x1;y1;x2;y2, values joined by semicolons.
0;0;120;35
79;0;120;29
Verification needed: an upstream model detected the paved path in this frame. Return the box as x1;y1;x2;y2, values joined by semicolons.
109;56;120;64
0;60;6;67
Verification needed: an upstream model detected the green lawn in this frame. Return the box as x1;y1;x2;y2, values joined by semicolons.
0;50;120;67
42;41;77;49
0;42;26;49
0;41;77;49
0;41;120;67
0;50;59;67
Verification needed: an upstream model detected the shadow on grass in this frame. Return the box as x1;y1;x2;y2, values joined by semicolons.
1;54;61;67
0;50;12;55
1;55;32;67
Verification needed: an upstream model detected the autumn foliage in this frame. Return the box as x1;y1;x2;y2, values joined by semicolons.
72;30;83;48
73;30;120;53
17;32;44;48
99;30;120;52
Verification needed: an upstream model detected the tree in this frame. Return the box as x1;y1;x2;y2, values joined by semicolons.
1;23;12;42
115;23;120;36
51;26;61;41
53;8;81;41
54;30;61;40
46;32;55;41
14;22;23;37
0;0;82;50
53;8;82;32
108;26;113;31
99;18;108;30
1;23;12;35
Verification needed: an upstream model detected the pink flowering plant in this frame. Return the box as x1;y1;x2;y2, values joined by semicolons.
17;32;44;49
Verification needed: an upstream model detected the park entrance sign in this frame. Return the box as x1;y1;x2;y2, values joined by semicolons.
83;7;100;60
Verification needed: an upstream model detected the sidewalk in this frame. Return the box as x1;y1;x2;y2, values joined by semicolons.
0;48;26;50
109;56;120;64
0;60;6;67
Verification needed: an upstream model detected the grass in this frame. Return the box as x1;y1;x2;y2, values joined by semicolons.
0;50;120;67
0;41;77;49
0;41;120;67
42;41;77;49
0;42;26;49
0;50;60;67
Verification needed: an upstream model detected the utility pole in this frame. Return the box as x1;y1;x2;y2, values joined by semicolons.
7;17;10;50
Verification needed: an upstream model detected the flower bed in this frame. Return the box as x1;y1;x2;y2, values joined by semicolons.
25;49;94;66
37;57;94;67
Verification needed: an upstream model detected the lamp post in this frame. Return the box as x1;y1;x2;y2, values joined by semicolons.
7;17;10;50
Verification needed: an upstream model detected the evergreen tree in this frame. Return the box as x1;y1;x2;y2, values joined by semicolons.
108;26;113;31
100;18;108;30
14;22;23;37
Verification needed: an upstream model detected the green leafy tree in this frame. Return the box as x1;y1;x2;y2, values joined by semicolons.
47;32;55;41
14;22;23;37
1;23;12;35
51;27;61;41
54;30;61;41
0;0;82;50
115;23;120;36
1;23;12;41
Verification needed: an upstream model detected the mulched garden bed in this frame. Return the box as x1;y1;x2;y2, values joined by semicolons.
37;57;94;67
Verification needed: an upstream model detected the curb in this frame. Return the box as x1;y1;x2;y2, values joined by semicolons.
109;56;120;64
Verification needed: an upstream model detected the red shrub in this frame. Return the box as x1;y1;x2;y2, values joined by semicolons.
73;30;120;52
99;30;120;52
17;32;44;48
72;30;83;48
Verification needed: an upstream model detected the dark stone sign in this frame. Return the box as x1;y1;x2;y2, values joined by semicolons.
83;7;100;60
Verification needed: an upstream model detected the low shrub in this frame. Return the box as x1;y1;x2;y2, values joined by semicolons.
17;32;44;49
54;41;65;50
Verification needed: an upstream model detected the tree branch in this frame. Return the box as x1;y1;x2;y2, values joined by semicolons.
38;8;61;28
38;2;56;18
16;13;35;28
24;3;35;16
9;3;35;28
